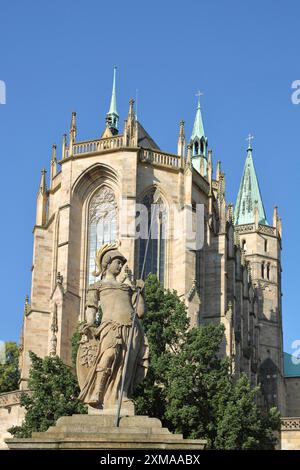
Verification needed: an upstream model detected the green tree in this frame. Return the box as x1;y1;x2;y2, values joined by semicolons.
164;323;232;445
0;341;20;393
9;352;87;438
133;274;189;422
134;274;280;449
214;375;280;450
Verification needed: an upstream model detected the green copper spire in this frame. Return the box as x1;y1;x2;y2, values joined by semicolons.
234;139;268;226
191;92;205;141
190;91;208;175
106;66;119;135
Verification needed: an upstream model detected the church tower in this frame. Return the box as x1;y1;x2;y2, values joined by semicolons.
190;93;208;177
234;139;285;413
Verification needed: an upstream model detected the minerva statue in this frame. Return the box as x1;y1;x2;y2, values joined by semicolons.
76;241;149;410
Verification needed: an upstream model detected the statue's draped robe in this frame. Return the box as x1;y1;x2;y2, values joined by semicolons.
77;282;149;407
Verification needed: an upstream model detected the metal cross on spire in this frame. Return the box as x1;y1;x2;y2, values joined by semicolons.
196;90;203;107
246;133;254;149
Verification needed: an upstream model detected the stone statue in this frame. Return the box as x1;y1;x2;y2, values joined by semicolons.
76;241;149;411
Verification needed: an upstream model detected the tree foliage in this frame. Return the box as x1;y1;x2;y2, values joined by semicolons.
9;352;87;438
0;341;20;394
134;274;280;449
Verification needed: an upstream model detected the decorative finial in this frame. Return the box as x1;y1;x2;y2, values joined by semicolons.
39;168;47;194
62;133;67;159
216;160;221;180
69;112;77;156
70;111;76;131
50;144;57;184
51;144;57;161
128;98;135;121
246;133;254;149
178;120;186;162
187;143;192;165
135;88;138;121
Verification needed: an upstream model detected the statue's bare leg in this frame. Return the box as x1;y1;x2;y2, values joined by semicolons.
89;348;115;406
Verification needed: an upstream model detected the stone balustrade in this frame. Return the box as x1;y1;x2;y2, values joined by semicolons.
72;135;124;156
139;148;181;168
281;417;300;430
235;223;276;236
257;224;277;236
235;223;255;234
62;137;183;172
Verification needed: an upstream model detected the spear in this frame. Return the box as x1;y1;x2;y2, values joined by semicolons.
115;189;160;426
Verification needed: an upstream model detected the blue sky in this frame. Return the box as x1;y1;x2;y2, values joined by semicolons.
0;0;299;354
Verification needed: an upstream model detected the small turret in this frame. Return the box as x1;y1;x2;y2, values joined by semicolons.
124;98;137;147
216;160;221;181
186;142;192;167
50;144;57;185
62;133;67;159
69;112;76;156
273;206;282;238
36;169;48;226
177;120;186;159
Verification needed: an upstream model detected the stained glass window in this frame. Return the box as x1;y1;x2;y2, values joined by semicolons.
138;189;167;284
87;186;117;285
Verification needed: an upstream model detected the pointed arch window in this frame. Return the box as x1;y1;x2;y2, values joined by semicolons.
194;140;199;156
87;186;118;285
261;261;265;279
138;189;167;284
200;139;204;154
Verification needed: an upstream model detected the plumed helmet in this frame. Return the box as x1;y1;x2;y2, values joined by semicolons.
92;240;127;277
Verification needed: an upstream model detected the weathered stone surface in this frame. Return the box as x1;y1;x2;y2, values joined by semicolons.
0;392;26;450
87;401;135;416
281;418;300;450
5;414;206;450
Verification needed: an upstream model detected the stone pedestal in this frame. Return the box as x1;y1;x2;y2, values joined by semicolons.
5;415;206;450
87;400;135;416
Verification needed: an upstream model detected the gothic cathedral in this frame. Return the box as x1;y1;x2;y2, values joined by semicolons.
11;67;299;432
